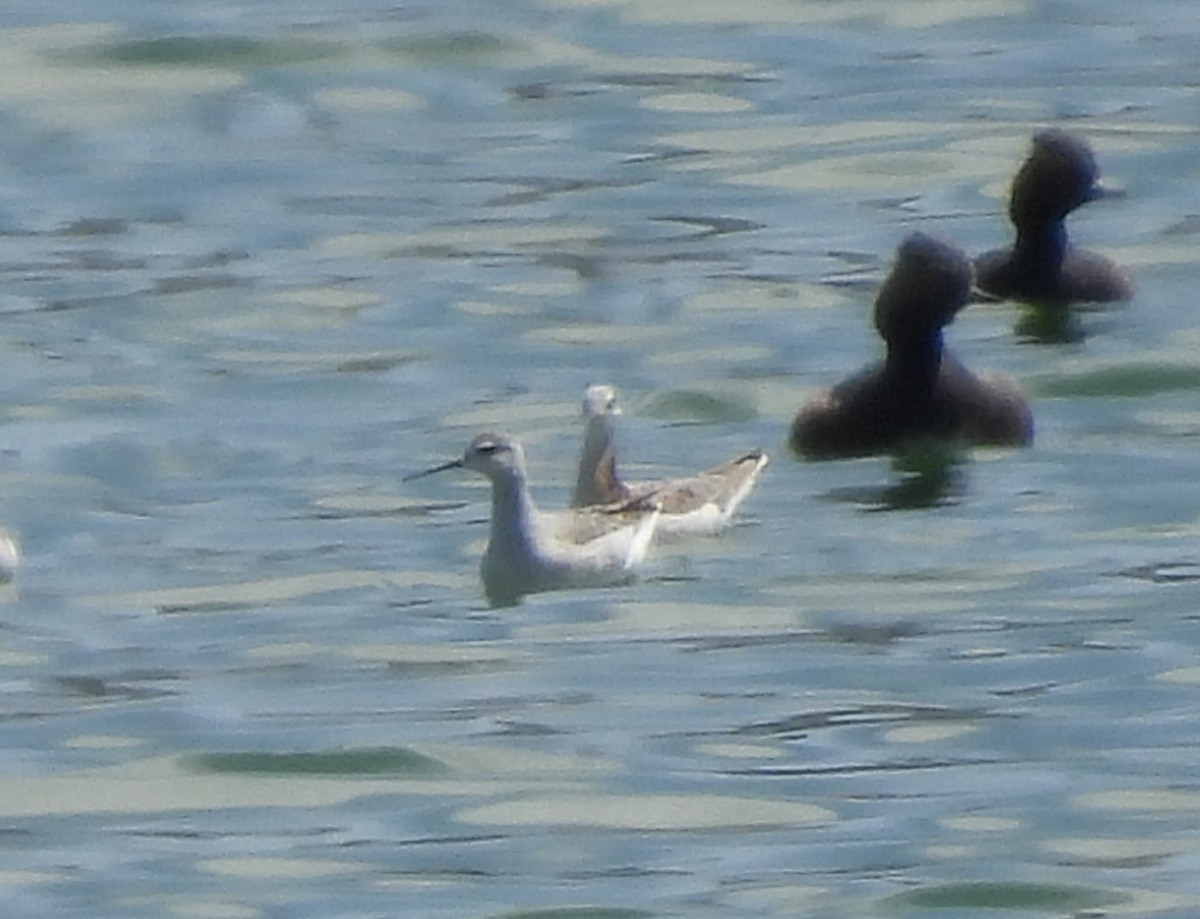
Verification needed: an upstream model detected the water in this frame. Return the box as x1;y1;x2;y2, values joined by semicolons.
1;1;1199;916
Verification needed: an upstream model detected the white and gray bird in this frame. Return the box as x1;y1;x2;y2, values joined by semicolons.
572;384;766;537
408;431;660;607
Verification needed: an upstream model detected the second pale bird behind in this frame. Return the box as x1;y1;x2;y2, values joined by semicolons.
572;384;767;536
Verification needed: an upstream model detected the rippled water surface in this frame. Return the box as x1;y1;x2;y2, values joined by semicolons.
3;1;1200;916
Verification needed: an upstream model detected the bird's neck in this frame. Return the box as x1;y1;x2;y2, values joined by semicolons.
573;417;626;506
885;327;944;400
488;471;540;551
1013;218;1068;277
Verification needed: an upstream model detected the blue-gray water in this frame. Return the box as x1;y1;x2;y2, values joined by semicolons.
2;1;1200;917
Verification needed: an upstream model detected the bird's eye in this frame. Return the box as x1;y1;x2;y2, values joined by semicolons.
478;443;498;454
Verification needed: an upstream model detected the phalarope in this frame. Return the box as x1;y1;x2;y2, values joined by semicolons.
407;431;660;607
975;129;1132;305
791;232;1033;459
572;384;767;536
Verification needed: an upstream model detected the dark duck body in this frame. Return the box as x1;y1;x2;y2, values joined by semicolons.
791;233;1033;460
974;129;1132;305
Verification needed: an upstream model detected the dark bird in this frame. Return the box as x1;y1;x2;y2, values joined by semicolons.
975;129;1132;305
791;233;1033;460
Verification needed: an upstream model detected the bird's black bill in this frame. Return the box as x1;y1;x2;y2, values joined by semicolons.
403;458;463;482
